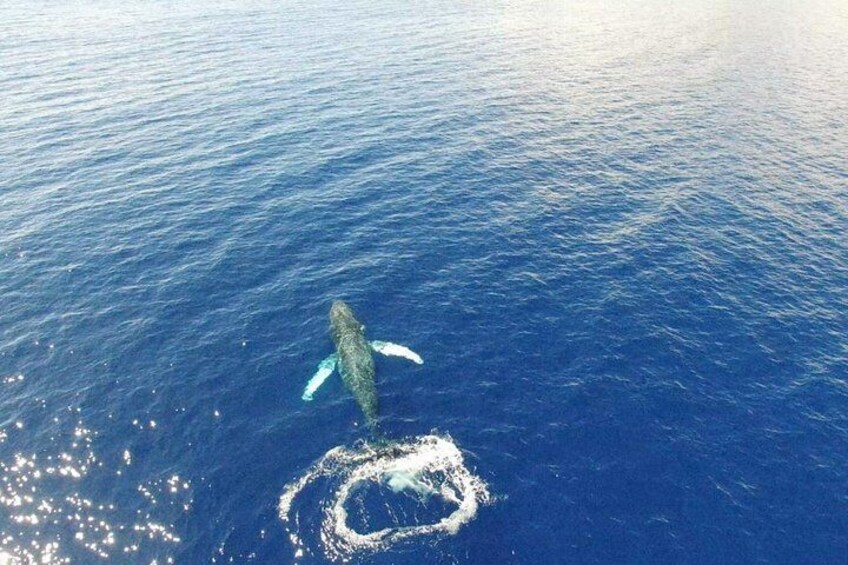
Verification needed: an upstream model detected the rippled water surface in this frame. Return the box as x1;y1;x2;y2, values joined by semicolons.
1;1;847;563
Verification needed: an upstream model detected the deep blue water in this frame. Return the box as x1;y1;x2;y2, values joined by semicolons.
1;1;847;563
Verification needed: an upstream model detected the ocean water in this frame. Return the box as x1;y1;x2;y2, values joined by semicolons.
1;1;847;563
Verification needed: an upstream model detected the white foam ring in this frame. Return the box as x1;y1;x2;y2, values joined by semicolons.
278;434;491;561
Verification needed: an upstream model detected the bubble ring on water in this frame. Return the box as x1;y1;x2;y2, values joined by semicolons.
278;434;491;561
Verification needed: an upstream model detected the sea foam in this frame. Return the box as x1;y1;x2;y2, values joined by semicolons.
279;434;491;561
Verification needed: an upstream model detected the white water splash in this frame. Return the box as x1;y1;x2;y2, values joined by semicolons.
278;434;491;561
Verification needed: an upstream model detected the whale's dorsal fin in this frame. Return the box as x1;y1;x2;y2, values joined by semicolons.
370;341;424;365
302;354;337;401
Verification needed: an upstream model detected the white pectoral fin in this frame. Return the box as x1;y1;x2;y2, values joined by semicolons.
370;341;424;365
302;354;337;401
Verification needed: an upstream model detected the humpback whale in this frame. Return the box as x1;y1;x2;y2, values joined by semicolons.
303;301;423;432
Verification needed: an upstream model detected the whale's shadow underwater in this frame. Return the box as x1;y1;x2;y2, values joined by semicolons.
302;300;423;434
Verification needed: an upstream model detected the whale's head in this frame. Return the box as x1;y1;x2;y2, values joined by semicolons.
330;300;353;321
329;300;362;340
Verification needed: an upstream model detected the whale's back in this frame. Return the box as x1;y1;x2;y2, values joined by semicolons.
330;302;378;427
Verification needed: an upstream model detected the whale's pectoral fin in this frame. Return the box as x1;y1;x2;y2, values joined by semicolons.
302;354;337;401
370;341;424;365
